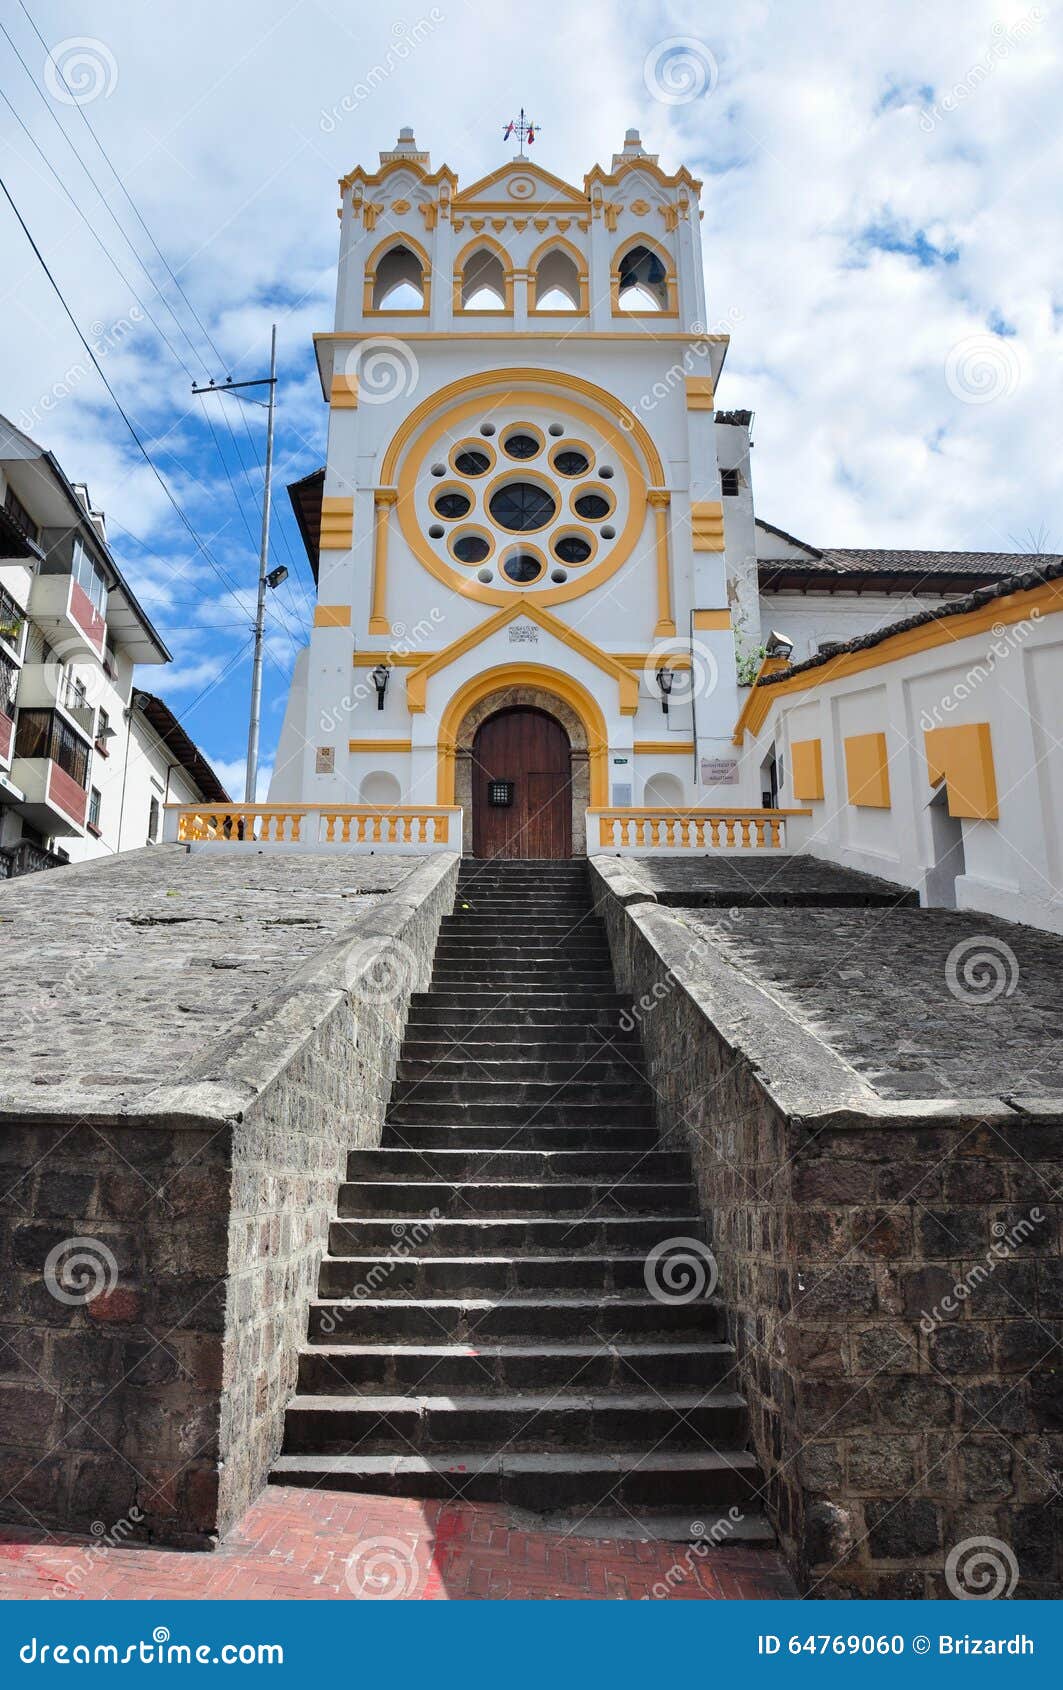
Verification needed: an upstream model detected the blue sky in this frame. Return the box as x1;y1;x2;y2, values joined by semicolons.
1;0;1059;796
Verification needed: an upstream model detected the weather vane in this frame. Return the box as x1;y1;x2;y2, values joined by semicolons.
502;108;540;160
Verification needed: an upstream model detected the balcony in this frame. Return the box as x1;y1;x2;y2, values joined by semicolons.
15;663;96;738
0;839;67;879
9;708;90;835
29;571;106;661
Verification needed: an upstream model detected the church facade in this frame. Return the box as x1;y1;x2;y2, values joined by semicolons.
272;128;1031;858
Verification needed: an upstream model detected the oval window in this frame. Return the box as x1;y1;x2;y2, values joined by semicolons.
453;533;491;564
553;449;590;477
489;482;556;531
453;449;492;477
502;553;544;583
554;533;592;564
433;490;472;519
503;432;541;460
574;491;611;521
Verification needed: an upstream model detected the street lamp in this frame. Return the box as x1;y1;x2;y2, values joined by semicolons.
656;666;675;715
371;665;390;711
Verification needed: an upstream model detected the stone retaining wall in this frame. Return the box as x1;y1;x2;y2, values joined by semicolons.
590;856;1062;1599
0;853;458;1547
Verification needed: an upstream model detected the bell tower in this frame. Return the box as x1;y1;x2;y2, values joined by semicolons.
272;127;759;850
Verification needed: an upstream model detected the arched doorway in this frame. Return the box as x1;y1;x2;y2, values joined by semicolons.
472;707;573;859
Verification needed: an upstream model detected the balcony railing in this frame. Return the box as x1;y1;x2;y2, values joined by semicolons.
0;840;67;879
586;807;812;852
165;803;462;853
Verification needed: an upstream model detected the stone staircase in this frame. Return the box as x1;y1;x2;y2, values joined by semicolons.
272;858;771;1539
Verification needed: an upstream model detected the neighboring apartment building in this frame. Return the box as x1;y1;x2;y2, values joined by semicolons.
0;415;229;876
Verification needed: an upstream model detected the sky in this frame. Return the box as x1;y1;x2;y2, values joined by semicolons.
0;0;1059;798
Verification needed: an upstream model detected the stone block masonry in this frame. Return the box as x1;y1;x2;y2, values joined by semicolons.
590;855;1062;1599
0;847;459;1546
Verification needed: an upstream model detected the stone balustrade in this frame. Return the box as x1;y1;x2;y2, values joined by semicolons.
165;803;462;854
586;807;809;852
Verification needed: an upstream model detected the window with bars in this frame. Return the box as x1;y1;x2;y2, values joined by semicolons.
0;581;24;654
88;787;102;831
14;708;90;787
720;468;740;496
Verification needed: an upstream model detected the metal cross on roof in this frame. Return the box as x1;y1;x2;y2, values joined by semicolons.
502;108;540;160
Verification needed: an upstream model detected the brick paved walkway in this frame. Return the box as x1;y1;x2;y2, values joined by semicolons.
0;1487;796;1601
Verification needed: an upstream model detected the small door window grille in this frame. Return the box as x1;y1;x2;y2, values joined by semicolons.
488;780;514;807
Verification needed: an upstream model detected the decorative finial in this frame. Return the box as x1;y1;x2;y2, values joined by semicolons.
501;108;541;162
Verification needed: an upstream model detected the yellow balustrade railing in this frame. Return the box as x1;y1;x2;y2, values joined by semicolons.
587;807;811;851
168;804;459;849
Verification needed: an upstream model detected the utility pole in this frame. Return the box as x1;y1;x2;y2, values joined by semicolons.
192;321;278;803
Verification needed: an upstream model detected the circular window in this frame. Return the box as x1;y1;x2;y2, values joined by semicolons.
550;567;568;583
572;484;615;522
431;485;473;520
451;529;493;565
479;421;496;436
488;479;557;532
502;551;545;584
552;531;594;565
599;465;614;479
451;441;494;477
600;523;616;540
430;462;446;477
428;523;445;539
551;443;593;478
502;425;544;460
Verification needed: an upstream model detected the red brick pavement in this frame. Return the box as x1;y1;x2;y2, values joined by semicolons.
0;1487;796;1601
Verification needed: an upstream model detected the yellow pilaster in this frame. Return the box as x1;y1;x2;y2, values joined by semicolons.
370;488;398;635
648;489;675;637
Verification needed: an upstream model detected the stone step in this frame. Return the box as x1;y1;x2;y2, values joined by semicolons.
384;1101;655;1128
306;1295;726;1344
409;991;631;1012
270;1448;759;1509
317;1252;697;1298
380;1122;659;1151
398;1038;641;1066
281;1390;748;1455
390;1079;649;1108
433;947;612;966
428;972;618;991
394;1059;645;1085
297;1339;736;1395
345;1148;685;1184
405;1006;634;1030
329;1214;705;1255
336;1179;693;1217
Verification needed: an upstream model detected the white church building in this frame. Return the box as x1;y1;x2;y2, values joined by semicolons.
264;127;1047;873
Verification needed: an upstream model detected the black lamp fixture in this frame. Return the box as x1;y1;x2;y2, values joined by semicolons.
764;630;794;661
266;565;288;590
656;666;675;715
370;664;390;711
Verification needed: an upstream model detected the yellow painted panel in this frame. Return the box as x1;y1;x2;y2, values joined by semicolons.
690;500;725;552
330;374;358;408
844;733;891;808
924;723;999;820
633;741;695;754
348;739;413;752
685;375;715;410
790;738;824;801
692;609;731;631
314;604;351;628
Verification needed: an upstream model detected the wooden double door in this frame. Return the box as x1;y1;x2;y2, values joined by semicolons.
471;707;573;859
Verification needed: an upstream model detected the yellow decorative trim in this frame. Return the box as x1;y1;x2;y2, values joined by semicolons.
685;376;715;410
406;597;639;716
692;609;731;631
329;373;358;409
690;501;725;551
362;231;433;316
500;422;547;462
317;330;729;346
497;542;548;585
453;162;588;206
314;604;352;628
924;724;999;820
452;234;515;314
790;738;824;801
549;525;598;568
633;741;695;754
436;664;609;807
568;479;616;522
353;650;425;667
844;733;891;809
615;652;691;670
393;384;652;610
369;488;397;634
648;489;675;638
447;525;495;565
348;738;413;753
380;367;665;486
733;578;1063;744
319;496;354;551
